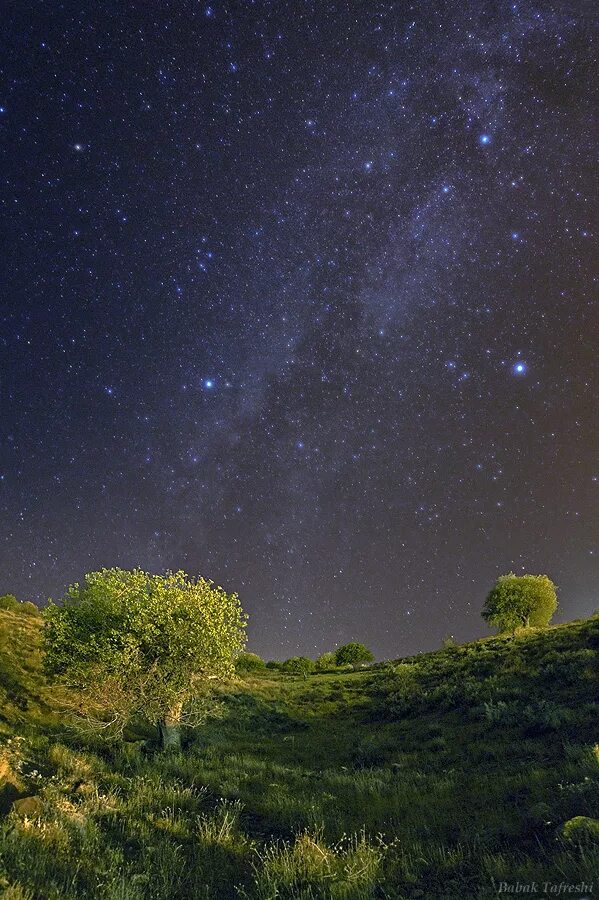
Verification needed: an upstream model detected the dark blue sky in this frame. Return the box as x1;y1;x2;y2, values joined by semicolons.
1;1;597;658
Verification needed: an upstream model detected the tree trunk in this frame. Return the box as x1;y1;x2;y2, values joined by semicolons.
158;702;183;751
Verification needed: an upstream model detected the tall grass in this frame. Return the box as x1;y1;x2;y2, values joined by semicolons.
0;610;597;897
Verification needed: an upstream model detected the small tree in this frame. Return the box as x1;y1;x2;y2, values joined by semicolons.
482;573;558;634
282;656;315;679
235;652;266;674
335;642;374;668
315;651;337;671
43;568;246;750
20;601;41;617
0;594;19;611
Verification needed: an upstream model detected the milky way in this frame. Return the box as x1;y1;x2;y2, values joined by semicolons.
1;2;597;658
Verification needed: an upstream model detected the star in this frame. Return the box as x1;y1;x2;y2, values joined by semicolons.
0;0;595;663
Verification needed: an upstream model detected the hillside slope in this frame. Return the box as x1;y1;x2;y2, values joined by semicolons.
0;609;598;898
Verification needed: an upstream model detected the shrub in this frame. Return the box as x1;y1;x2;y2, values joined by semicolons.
235;652;266;674
375;663;425;717
562;816;599;843
19;602;41;617
315;651;337;671
0;595;19;611
350;735;387;768
538;649;595;685
282;657;315;678
334;642;374;667
481;699;570;731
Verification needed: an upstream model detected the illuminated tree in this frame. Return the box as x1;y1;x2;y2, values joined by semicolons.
482;573;558;634
335;642;374;667
44;568;246;750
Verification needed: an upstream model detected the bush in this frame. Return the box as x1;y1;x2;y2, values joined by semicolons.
350;735;387;768
0;595;19;611
282;657;315;678
538;649;595;685
334;642;374;667
235;652;266;674
314;652;337;671
562;816;599;843
481;699;570;731
19;602;41;617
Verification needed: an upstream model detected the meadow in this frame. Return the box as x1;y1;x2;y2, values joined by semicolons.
0;607;597;898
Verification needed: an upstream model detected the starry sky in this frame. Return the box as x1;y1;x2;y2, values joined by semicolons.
1;1;598;660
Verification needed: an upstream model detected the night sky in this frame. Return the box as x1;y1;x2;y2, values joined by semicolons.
1;2;598;660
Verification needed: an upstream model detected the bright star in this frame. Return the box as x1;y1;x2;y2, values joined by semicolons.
204;379;214;389
479;133;492;145
512;362;527;375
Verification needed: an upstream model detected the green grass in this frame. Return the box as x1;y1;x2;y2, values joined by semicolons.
1;609;598;898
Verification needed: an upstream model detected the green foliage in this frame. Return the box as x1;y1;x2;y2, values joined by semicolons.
481;699;571;731
373;662;424;717
0;595;19;611
249;830;383;898
0;596;41;617
315;651;337;671
1;606;598;898
482;573;558;633
282;656;315;678
19;601;41;617
235;652;266;674
334;642;374;667
562;816;599;843
43;568;246;745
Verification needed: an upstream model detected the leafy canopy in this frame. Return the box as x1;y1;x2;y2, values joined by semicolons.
335;642;374;667
43;568;246;737
235;652;266;673
482;573;558;634
0;594;19;611
315;651;337;671
282;656;315;677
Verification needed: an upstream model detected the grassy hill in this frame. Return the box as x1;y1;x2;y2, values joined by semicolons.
0;608;598;898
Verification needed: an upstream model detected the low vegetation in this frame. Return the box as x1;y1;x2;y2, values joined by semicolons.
0;576;597;898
